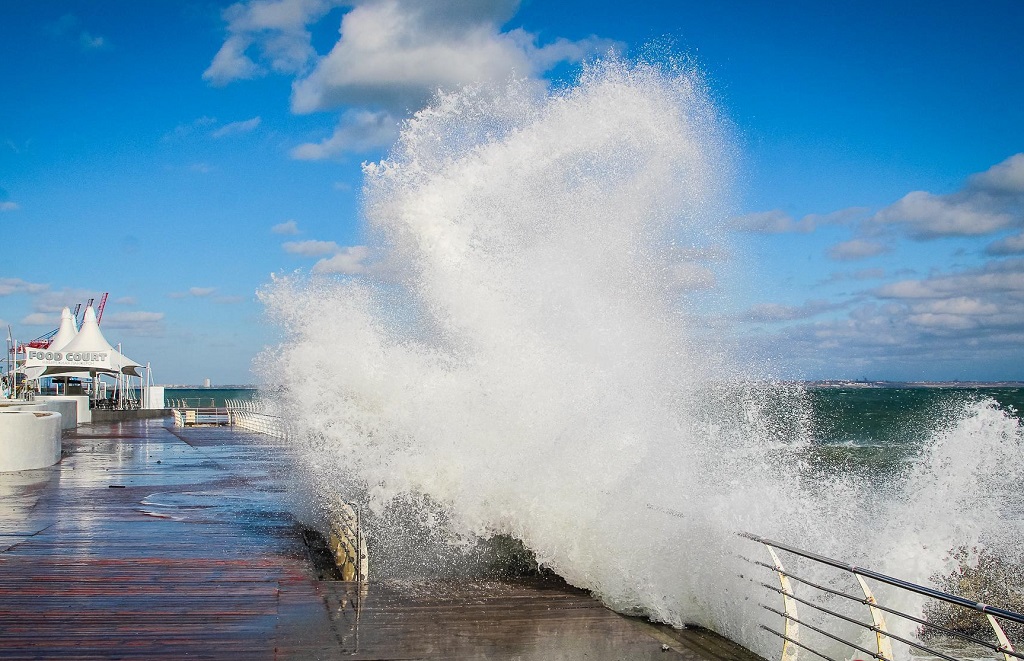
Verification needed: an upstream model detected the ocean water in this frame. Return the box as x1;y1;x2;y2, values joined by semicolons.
254;54;1024;658
805;386;1024;481
163;387;257;407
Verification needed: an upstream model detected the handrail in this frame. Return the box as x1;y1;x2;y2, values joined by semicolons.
740;532;1023;661
742;533;1024;626
752;563;1014;652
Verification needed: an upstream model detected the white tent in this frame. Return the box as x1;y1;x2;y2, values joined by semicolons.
22;306;142;380
48;307;79;351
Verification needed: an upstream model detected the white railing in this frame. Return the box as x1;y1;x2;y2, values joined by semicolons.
224;399;290;439
741;532;1023;661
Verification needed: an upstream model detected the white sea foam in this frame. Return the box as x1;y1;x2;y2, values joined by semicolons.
257;55;1023;656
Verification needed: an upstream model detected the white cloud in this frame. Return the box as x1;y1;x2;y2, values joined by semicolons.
101;311;165;334
730;207;863;234
204;35;262;86
30;289;96;314
827;238;889;261
905;313;980;331
986;231;1024;256
0;278;48;296
291;109;399;158
211;116;262;138
875;258;1024;300
869;153;1024;239
115;296;137;305
204;0;345;86
968;153;1024;196
744;299;842;322
283;239;341;256
207;0;617;116
730;210;814;234
872;190;1014;238
742;256;1024;379
873;280;934;299
21;312;55;326
313;245;370;273
1;201;19;211
169;287;218;298
909;297;999;316
290;0;530;113
271;219;301;234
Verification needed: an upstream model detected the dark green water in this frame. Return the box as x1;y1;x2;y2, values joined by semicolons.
801;386;1023;485
807;386;1023;445
163;387;258;407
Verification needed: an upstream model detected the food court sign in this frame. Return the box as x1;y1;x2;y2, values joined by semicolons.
24;348;111;371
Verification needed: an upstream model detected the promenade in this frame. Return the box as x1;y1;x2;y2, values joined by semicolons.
0;419;764;660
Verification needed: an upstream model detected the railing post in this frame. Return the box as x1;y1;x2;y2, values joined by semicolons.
764;543;801;661
987;613;1016;661
854;574;893;661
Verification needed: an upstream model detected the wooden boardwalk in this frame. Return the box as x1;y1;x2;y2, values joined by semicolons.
0;419;764;660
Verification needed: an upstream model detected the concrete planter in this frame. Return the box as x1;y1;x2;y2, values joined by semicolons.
0;411;63;472
36;395;91;424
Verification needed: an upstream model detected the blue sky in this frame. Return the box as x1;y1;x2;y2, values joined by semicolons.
2;0;1023;384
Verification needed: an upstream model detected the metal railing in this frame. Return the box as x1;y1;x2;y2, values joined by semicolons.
170;398;290;437
741;533;1022;661
170;405;231;426
225;399;289;439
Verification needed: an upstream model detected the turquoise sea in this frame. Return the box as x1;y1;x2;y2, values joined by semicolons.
804;385;1023;481
162;387;258;407
808;385;1023;444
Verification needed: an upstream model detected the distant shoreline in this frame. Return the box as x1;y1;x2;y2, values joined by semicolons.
806;380;1024;389
156;382;1024;389
160;385;258;389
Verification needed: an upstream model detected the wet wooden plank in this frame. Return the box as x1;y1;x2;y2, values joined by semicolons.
0;419;764;661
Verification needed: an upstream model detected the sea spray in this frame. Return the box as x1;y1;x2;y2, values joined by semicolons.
257;55;1024;657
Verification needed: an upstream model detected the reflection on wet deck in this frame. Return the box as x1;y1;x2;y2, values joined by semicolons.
0;420;763;660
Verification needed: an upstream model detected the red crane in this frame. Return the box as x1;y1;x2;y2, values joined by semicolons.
96;292;109;325
24;292;110;348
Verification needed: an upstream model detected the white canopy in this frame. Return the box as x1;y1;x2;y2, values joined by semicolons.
22;306;142;379
48;307;79;351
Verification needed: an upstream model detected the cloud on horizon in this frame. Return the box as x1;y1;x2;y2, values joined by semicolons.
745;257;1024;378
